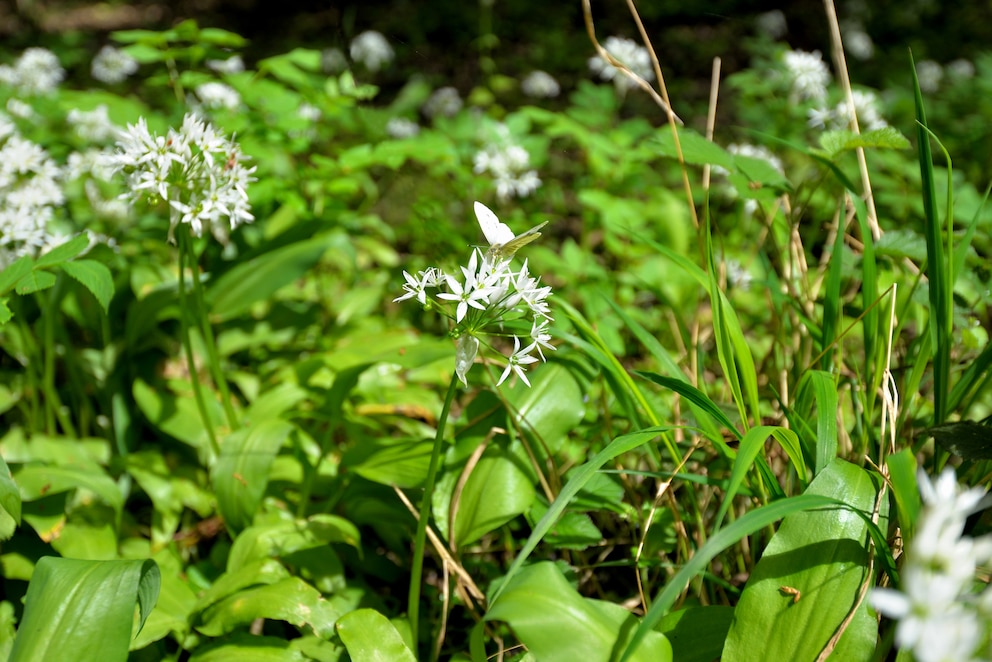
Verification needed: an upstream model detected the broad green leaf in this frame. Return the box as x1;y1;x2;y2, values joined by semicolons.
133;378;224;455
486;562;672;662
190;633;309;661
212;419;294;532
722;459;886;661
60;260;115;313
132;550;198;649
0;454;21;539
336;609;417;662
342;437;434;488
451;444;536;548
193;559;290;615
196;577;339;638
9;557;159;662
503;362;585;455
658;606;735;662
208;234;338;321
653;126;734;169
15;465;123;519
886;450;920;540
34;234;89;268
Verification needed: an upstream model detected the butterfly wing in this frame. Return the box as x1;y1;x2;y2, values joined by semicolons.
474;201;515;247
499;221;548;258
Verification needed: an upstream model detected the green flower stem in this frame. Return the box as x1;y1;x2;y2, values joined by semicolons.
39;278;75;437
176;227;221;458
181;235;239;431
408;372;459;659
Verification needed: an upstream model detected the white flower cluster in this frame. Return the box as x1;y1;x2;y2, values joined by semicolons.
207;55;245;75
0;48;64;95
349;31;394;72
394;204;553;387
422;87;462;120
783;49;830;102
105;113;256;243
386;117;420;139
521;70;561;99
0;118;65;268
67;105;119;143
871;468;992;662
194;82;242;111
807;89;887;131
588;36;654;93
91;45;139;84
474;125;541;202
916;60;944;93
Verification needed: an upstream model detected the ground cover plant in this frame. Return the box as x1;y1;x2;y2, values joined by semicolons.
0;1;991;660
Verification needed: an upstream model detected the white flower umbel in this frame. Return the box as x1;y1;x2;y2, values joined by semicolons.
783;49;830;102
473;124;541;202
0;131;65;268
588;36;654;94
386;117;420;139
207;55;245;75
422;87;462;120
394;205;553;386
0;48;64;95
521;70;561;99
67;105;119;143
349;31;394;72
870;468;992;662
106;113;256;243
91;45;138;84
194;82;242;111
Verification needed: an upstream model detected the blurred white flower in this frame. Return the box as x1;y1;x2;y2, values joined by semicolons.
207;55;245;74
844;27;874;60
422;86;462;119
783;49;830;102
0;133;64;268
588;36;654;93
756;10;788;39
870;467;992;662
349;31;394;72
916;59;944;93
521;70;561;99
6;98;35;120
67;105;118;143
105;113;256;243
322;48;348;74
947;58;975;80
0;48;64;95
194;82;242;111
474;126;541;201
91;45;138;84
386;117;420;138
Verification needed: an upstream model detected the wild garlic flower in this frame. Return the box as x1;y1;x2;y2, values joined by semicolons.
588;36;654;94
783;49;830;102
521;71;561;99
0;48;64;95
0;131;64;268
844;26;875;61
393;204;553;387
321;48;348;74
755;10;788;39
808;90;888;131
386;117;420;139
105;113;256;243
207;55;245;75
67;105;119;143
474;124;541;202
349;31;394;72
948;59;976;80
916;60;944;93
194;82;242;111
870;468;992;662
422;87;462;119
91;45;139;84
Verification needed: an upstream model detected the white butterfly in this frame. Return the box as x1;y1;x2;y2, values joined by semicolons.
474;201;547;261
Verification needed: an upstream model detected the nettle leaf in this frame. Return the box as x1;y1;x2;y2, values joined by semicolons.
818;127;910;159
14;270;56;295
33;234;89;269
60;260;114;313
0;255;34;296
